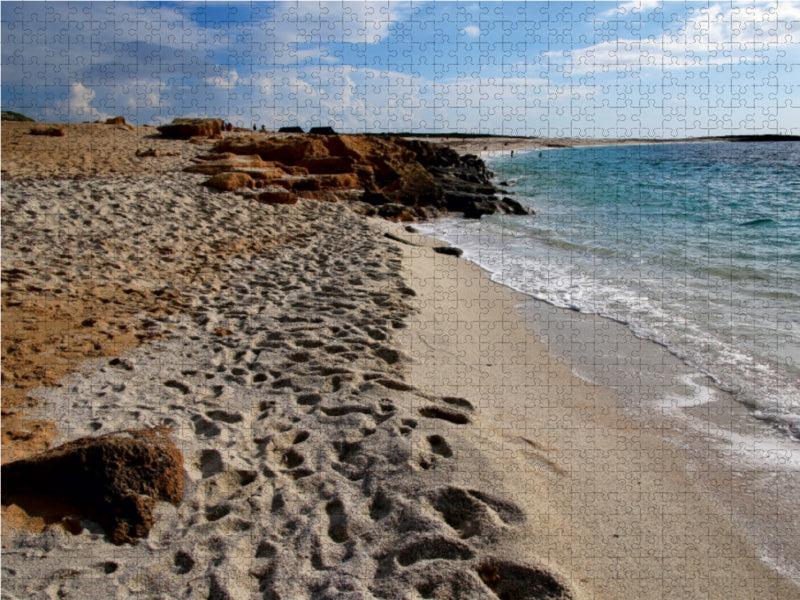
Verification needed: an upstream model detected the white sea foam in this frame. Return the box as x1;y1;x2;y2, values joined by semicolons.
417;141;800;443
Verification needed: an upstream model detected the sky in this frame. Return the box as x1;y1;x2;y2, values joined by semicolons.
2;1;799;138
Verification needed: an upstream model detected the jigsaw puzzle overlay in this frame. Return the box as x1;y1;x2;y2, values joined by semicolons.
2;2;799;599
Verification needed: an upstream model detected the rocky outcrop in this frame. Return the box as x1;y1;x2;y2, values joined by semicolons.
1;427;183;544
203;171;256;191
185;153;272;175
157;118;223;139
189;132;532;221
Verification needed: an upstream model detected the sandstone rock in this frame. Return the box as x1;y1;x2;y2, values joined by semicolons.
157;118;223;139
257;187;298;205
288;177;322;191
185;153;269;175
1;426;183;544
203;171;256;191
318;173;360;189
282;165;310;176
297;156;356;174
105;116;126;125
213;136;329;162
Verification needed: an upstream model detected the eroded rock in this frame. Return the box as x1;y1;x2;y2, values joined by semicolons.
157;118;223;140
1;426;183;544
203;171;256;191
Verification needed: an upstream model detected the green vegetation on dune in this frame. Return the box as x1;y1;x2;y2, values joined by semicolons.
1;111;35;122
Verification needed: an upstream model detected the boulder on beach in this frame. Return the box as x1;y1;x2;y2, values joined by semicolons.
105;116;126;125
278;126;304;133
30;125;66;137
157;117;223;139
1;426;183;545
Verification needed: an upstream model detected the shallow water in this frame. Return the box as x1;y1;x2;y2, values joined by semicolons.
418;141;800;441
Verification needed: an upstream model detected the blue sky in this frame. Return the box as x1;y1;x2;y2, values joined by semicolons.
2;1;798;137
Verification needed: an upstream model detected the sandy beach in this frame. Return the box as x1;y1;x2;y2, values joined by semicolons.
2;121;798;599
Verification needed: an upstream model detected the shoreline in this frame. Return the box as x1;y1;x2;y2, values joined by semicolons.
414;223;800;584
374;219;800;595
2;125;798;597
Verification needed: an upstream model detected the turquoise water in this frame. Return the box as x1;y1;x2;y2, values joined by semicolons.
419;142;800;440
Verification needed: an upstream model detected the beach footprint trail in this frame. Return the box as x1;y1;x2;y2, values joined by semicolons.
1;174;576;600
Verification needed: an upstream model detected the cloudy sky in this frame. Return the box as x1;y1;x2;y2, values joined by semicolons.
2;1;798;137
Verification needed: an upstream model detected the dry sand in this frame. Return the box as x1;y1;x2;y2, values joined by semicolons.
1;122;798;599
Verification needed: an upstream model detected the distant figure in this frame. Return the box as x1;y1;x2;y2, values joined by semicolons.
253;124;257;131
260;124;267;133
539;152;543;158
510;150;514;157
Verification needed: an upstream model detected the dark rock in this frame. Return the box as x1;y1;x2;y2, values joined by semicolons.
278;126;304;133
309;126;337;135
1;427;183;545
433;246;463;257
157;118;223;139
497;196;534;216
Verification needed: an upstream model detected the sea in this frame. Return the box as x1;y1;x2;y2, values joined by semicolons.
417;141;800;443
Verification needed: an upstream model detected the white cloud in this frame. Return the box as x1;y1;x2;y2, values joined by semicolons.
204;69;243;88
461;25;481;38
56;82;111;121
555;1;800;78
265;2;405;46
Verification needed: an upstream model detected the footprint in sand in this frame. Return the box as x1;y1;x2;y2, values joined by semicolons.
192;415;222;438
198;449;224;478
427;486;525;539
427;434;453;458
418;406;471;425
205;409;244;424
325;498;349;543
394;533;475;566
163;379;191;394
476;558;575;600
